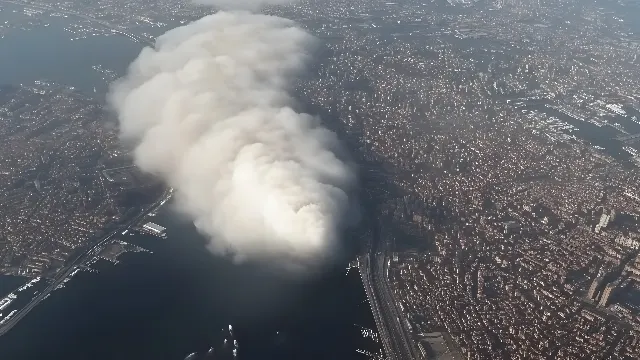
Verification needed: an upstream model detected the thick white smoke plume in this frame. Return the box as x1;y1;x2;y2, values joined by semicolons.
108;11;356;271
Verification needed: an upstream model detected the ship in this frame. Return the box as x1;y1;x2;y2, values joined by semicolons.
184;352;198;360
0;310;17;325
0;294;17;311
16;277;41;292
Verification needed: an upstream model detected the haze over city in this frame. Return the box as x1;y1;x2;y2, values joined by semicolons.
1;0;640;360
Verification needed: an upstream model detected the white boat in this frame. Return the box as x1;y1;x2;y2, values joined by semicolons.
184;352;197;360
0;294;17;310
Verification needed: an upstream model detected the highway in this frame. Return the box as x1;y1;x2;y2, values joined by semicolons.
373;252;422;360
357;217;423;360
359;254;396;360
0;189;172;336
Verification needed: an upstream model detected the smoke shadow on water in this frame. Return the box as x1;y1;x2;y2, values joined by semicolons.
0;205;374;360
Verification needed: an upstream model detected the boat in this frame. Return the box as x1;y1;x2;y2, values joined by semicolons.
184;352;198;360
0;294;17;310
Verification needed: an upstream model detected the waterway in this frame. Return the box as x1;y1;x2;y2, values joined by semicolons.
0;2;143;95
0;4;379;359
0;206;379;360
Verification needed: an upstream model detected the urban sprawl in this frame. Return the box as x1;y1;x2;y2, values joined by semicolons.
1;0;640;359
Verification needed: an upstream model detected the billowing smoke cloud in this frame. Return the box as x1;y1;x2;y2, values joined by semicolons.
193;0;295;11
108;11;356;272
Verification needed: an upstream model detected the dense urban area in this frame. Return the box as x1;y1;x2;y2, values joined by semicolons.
0;81;163;275
2;0;640;359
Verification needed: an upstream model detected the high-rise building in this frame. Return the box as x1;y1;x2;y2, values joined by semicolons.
598;282;618;307
587;276;604;301
595;213;610;233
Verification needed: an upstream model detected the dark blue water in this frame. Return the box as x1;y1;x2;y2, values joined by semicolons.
0;276;27;299
0;206;378;360
0;3;143;95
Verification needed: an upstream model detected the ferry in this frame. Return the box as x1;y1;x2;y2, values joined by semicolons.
183;352;197;360
0;310;17;325
17;277;42;292
0;294;17;310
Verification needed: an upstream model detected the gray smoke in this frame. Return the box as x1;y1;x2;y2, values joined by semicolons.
108;11;356;271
